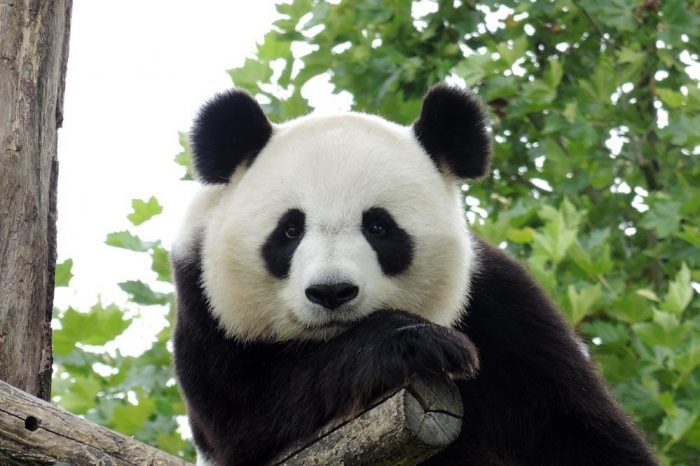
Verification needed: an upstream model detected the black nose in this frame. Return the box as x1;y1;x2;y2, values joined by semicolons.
305;282;359;310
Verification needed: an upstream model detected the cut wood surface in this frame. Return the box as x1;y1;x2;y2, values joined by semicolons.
0;0;73;399
0;380;191;466
272;377;463;466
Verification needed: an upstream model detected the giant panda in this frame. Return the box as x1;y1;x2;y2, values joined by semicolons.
172;84;658;466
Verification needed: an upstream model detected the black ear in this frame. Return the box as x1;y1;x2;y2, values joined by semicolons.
190;90;272;184
412;84;491;179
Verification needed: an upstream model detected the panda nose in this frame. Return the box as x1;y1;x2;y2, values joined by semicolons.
305;282;359;310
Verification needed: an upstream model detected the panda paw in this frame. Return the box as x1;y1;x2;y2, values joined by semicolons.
389;318;479;381
351;310;479;384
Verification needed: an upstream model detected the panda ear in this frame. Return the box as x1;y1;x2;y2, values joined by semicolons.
190;90;272;184
412;84;491;179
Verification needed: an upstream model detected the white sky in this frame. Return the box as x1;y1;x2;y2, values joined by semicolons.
54;0;281;350
56;1;283;301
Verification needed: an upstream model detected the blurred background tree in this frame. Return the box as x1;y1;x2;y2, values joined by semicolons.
52;0;700;464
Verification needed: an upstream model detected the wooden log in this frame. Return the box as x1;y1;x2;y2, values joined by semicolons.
273;377;463;466
0;377;461;465
0;0;73;399
0;380;191;465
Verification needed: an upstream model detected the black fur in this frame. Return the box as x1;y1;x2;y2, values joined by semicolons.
173;237;658;466
261;209;306;279
190;90;272;184
413;84;491;179
362;207;414;276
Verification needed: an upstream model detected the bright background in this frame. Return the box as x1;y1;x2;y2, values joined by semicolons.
56;0;278;310
55;1;281;353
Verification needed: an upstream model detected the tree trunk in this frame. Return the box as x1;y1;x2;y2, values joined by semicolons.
0;0;72;400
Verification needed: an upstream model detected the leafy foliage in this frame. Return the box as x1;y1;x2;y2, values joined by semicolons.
52;198;195;460
53;0;700;464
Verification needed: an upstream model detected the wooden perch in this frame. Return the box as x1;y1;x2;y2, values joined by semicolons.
0;380;190;466
0;377;462;465
273;377;463;466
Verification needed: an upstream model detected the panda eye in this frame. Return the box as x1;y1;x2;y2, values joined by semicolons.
284;224;301;239
367;222;387;238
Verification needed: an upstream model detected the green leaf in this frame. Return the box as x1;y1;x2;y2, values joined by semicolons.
54;305;132;355
658;0;700;47
127;196;163;226
55;259;73;287
507;227;535;244
59;375;101;415
227;58;273;93
640;200;682;238
105;231;154;252
119;280;170;306
454;53;491;86
279;89;310;120
660;112;700;146
579;60;616;103
588;0;638;32
497;36;528;67
583;321;629;347
637;289;661;302
151;246;172;283
616;47;646;66
633;311;685;348
174;131;194;181
568;241;595;276
544;58;563;90
532;207;578;265
156;432;189;455
565;283;602;325
660;264;694;314
676;226;700;248
610;292;653;324
656;88;684;109
521;79;556;106
563;101;577;124
659;409;698;442
481;76;519;102
111;398;155;436
673;337;700;374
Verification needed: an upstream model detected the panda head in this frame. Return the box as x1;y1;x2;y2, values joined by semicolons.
174;84;491;342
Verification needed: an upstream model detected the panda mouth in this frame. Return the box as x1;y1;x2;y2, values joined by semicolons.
308;321;351;330
288;312;356;332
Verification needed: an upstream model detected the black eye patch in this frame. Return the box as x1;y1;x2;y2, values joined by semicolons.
362;207;414;276
261;209;305;279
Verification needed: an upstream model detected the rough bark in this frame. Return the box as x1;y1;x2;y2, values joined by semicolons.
0;380;191;465
0;0;72;399
0;377;462;465
273;377;463;466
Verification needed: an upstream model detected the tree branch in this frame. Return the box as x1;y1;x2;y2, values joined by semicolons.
0;380;190;465
1;377;463;465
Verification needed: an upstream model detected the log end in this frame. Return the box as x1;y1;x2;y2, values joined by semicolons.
404;377;463;447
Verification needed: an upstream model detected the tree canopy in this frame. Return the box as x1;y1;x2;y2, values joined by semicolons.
53;1;700;464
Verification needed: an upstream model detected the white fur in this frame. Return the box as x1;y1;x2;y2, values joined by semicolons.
195;448;216;466
174;112;474;341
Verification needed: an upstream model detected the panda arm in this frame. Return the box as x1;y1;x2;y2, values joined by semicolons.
426;238;659;466
173;258;477;465
225;311;477;465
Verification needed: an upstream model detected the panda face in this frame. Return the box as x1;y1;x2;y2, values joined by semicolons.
175;86;490;342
